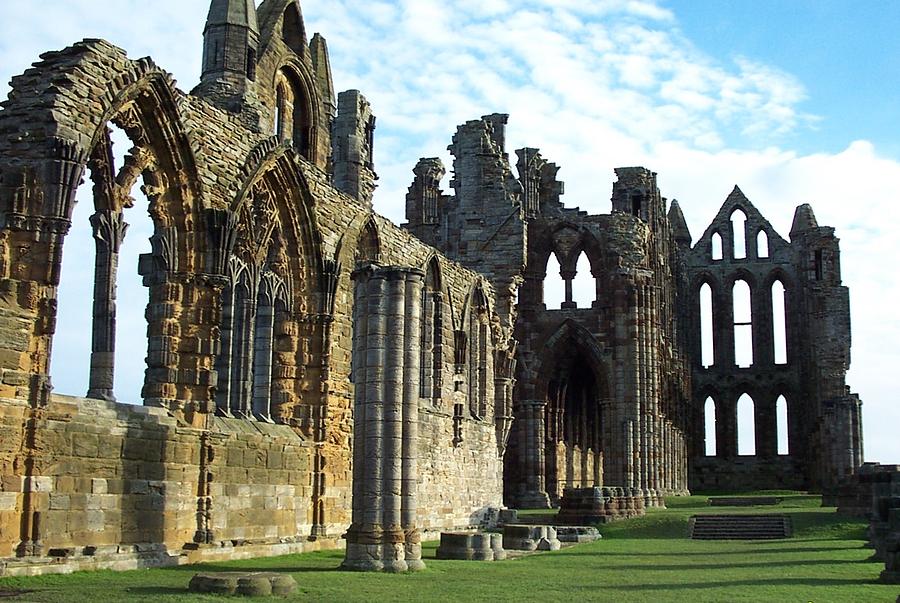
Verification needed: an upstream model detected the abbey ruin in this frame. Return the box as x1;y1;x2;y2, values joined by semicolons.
0;0;865;574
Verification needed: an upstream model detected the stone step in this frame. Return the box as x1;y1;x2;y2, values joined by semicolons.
689;514;792;540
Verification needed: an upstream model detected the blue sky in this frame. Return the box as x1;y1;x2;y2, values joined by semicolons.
667;0;900;157
1;1;897;465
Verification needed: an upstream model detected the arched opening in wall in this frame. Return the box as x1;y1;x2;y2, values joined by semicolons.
571;252;594;308
356;219;380;265
757;230;769;258
737;393;756;456
772;279;787;365
733;279;753;368
731;209;747;259
544;341;604;502
420;259;443;402
50;122;153;404
214;188;292;421
274;69;312;160
467;288;489;419
704;396;717;456
711;232;723;261
776;395;789;455
282;3;307;55
544;253;565;309
699;282;714;368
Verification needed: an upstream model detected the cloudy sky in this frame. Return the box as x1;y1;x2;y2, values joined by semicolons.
1;1;897;464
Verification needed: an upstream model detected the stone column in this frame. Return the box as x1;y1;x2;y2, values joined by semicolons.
401;271;424;570
87;209;128;401
343;266;425;573
518;399;551;508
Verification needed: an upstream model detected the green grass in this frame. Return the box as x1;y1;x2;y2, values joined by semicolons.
1;493;895;602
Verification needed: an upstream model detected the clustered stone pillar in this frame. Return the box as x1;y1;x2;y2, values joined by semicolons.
343;265;425;572
517;399;551;508
87;209;128;401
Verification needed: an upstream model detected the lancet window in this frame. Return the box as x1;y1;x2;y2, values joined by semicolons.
215;183;292;420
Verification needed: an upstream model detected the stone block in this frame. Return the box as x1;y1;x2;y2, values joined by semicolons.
502;524;560;552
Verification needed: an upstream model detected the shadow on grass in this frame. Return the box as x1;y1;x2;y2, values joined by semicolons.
172;564;343;574
612;558;875;571
125;586;187;597
563;545;862;557
615;577;878;590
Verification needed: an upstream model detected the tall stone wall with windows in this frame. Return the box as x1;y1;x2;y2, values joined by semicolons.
681;188;862;492
0;1;511;575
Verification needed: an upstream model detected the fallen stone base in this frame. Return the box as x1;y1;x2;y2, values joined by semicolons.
436;532;505;561
502;525;561;551
189;572;298;597
556;526;602;543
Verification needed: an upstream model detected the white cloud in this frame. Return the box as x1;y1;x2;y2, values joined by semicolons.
1;0;897;464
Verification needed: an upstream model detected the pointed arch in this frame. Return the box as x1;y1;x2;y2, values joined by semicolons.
420;255;444;402
711;231;723;261
544;251;565;309
213;143;323;422
281;0;307;55
737;393;756;456
356;216;382;265
704;396;717;456
465;283;491;420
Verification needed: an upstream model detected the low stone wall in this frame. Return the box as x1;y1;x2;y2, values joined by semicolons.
0;395;334;575
689;456;804;492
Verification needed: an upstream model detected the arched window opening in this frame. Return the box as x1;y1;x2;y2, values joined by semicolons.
737;394;756;456
292;90;311;159
282;4;307;55
757;230;769;258
356;220;380;264
468;290;489;419
776;395;789;455
772;280;787;365
731;209;747;259
571;252;595;308
711;232;723;261
274;85;286;139
214;187;291;421
420;261;443;402
704;396;717;456
699;283;714;368
544;253;565;309
51;122;152;404
274;70;312;159
733;279;753;368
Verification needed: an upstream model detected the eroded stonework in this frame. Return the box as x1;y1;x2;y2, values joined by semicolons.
0;0;863;575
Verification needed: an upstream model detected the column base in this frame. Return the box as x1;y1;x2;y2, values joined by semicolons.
341;529;425;573
517;491;551;509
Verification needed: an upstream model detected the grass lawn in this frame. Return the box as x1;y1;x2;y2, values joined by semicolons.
1;493;896;602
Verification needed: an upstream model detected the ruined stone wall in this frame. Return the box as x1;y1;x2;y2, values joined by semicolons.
682;189;862;492
0;13;510;573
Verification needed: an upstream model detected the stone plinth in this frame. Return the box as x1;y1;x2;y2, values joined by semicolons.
502;525;560;551
870;499;900;560
435;532;505;561
557;487;646;524
556;526;602;543
188;572;298;597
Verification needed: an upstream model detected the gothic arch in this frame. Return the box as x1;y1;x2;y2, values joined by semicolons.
534;320;610;399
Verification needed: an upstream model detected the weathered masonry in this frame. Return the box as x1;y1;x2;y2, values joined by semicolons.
0;0;862;575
